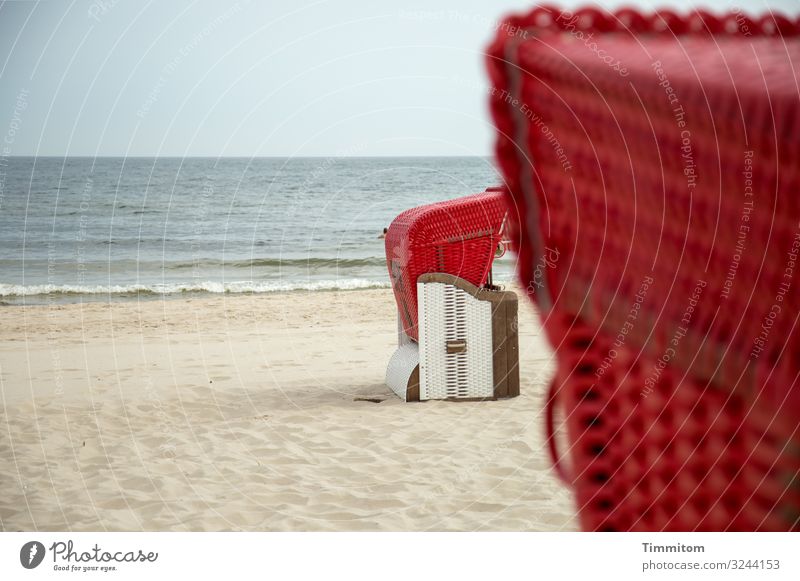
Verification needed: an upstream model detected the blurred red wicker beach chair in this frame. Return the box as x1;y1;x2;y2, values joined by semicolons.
487;6;800;530
384;189;520;401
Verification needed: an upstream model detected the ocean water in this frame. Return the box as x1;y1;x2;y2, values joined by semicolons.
0;157;514;304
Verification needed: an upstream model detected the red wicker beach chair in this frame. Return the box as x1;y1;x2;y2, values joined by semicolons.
385;189;507;342
487;6;800;530
384;189;520;401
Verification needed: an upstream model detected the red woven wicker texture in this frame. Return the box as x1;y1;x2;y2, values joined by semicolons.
385;190;507;341
549;311;799;531
487;6;800;530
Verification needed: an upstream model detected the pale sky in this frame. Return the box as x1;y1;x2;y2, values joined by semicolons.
1;0;798;157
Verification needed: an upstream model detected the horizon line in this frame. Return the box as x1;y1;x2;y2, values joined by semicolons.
5;154;494;159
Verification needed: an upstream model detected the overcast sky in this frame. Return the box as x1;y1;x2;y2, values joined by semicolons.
1;0;798;157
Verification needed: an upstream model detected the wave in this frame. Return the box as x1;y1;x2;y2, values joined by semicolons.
0;256;389;269
171;257;387;269
0;279;391;297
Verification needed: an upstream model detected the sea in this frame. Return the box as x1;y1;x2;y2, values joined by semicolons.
0;156;515;304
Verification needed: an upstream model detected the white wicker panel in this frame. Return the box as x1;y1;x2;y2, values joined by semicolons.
418;281;494;400
385;342;419;401
418;282;446;399
464;293;494;395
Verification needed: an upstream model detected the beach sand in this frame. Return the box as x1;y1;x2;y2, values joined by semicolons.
0;288;577;531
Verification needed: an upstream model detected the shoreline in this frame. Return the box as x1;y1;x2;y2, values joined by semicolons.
0;275;519;306
0;280;395;306
0;283;394;307
0;286;575;531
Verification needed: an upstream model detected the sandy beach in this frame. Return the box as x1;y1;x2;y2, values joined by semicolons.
0;288;577;531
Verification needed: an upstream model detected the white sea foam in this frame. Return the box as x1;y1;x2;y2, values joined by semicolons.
0;279;391;297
